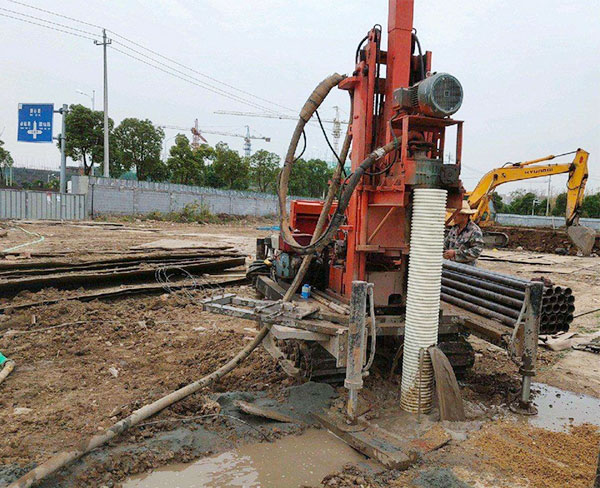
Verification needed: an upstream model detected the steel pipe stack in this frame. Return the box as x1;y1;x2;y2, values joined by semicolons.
441;260;574;334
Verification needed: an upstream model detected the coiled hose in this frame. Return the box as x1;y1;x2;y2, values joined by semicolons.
282;90;354;301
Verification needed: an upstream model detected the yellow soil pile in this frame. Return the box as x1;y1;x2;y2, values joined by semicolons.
469;421;600;488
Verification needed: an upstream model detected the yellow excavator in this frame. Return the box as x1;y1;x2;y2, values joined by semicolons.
464;148;596;255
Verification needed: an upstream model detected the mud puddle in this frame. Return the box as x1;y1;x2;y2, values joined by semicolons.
123;428;371;488
527;382;600;432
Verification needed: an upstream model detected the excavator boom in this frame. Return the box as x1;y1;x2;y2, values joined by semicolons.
466;149;595;255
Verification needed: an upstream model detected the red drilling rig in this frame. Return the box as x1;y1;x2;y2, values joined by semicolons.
270;0;465;309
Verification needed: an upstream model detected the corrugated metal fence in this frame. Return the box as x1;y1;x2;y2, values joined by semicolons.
0;189;86;220
76;176;315;217
496;213;600;231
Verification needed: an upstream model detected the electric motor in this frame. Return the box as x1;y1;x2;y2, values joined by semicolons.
394;72;463;117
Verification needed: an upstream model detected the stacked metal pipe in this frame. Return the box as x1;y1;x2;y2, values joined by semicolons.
441;260;574;334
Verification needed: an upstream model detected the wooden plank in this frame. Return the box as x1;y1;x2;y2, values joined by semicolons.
314;411;416;470
201;294;235;306
255;275;288;300
266;317;346;336
203;303;259;320
441;302;511;346
270;324;329;341
0;249;241;271
0;276;247;313
0;257;245;295
235;400;299;424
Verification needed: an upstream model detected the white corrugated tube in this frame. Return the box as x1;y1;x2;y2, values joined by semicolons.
400;188;448;413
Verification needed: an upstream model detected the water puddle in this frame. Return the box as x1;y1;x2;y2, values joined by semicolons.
124;428;369;488
527;382;600;432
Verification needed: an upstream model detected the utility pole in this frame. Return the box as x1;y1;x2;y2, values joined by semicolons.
95;29;111;178
54;104;68;194
243;125;251;157
546;176;552;216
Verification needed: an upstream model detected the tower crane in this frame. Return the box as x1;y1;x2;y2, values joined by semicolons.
160;119;270;156
214;109;348;154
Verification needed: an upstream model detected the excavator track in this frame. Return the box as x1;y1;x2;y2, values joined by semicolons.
276;339;347;383
272;333;475;384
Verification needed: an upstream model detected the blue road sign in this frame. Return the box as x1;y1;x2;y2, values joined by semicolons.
17;103;54;143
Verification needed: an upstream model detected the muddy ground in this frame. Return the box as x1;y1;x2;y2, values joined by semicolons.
0;220;599;487
488;224;600;255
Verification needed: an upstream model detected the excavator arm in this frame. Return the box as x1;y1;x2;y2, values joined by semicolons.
468;149;589;225
465;149;595;254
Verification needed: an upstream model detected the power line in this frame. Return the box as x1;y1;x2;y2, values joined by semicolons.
0;11;98;41
6;0;293;114
0;6;99;37
109;34;295;114
1;5;283;113
109;40;279;113
6;0;102;29
109;46;281;113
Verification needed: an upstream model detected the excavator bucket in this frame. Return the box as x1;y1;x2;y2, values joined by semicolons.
567;225;597;256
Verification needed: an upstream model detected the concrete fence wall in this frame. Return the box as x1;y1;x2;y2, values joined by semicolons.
496;213;600;231
0;188;86;220
72;176;303;217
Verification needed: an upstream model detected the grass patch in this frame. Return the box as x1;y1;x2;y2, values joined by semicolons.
94;203;277;226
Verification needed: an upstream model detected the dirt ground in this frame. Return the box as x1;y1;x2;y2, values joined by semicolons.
0;220;599;488
488;224;600;255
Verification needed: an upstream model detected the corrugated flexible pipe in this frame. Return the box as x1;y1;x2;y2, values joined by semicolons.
400;188;448;413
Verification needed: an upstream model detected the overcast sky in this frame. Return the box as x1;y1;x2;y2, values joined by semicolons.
1;0;599;195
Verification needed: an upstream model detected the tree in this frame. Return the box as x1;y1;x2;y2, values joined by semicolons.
249;150;280;193
206;142;249;190
551;192;567;217
61;104;113;176
506;190;545;215
0;139;14;186
166;134;209;186
288;158;332;197
490;192;505;213
582;193;600;218
113;118;166;181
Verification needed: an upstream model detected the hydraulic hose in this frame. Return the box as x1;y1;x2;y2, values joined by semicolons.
9;326;270;488
282;92;354;301
280;139;399;256
278;72;399;257
278;73;346;249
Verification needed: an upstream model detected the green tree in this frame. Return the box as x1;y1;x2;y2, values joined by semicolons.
166;134;209;186
47;178;60;191
61;104;113;176
490;192;505;213
0;139;14;186
551;192;567;216
288;158;332;197
506;190;545;215
112;118;166;181
582;193;600;218
206;142;249;190
249;150;280;193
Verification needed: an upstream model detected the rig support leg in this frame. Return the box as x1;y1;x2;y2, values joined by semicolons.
345;280;368;423
513;282;543;415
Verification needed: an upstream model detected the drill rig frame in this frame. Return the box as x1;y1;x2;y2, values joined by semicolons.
201;0;548;423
